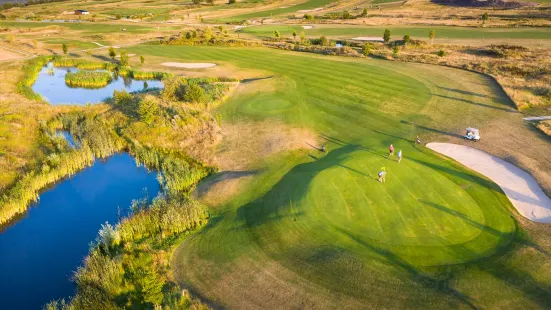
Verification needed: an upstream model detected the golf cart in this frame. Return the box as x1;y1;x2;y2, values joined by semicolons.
464;127;480;141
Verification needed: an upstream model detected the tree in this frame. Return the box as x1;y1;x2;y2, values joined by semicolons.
482;12;488;24
361;8;367;17
403;34;410;45
292;30;297;41
437;50;446;57
229;0;236;3
140;55;145;64
393;45;399;56
383;29;391;44
192;0;200;4
184;84;204;103
62;43;68;55
304;13;314;20
119;51;129;67
362;43;371;56
115;13;121;20
342;10;351;19
320;35;329;46
274;30;280;40
300;31;306;44
138;96;160;125
108;46;116;59
429;29;435;43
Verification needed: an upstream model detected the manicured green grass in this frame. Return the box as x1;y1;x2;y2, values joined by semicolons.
218;0;337;21
125;45;551;308
240;24;551;42
38;38;99;49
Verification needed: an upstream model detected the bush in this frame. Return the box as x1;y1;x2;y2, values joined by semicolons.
437;50;446;57
304;13;314;20
184;83;205;103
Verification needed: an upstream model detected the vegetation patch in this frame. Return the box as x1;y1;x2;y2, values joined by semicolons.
65;71;113;88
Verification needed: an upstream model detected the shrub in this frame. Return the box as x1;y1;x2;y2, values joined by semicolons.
362;43;372;56
119;51;129;67
184;83;205;103
304;13;314;20
437;50;446;57
138;95;160;125
62;43;68;55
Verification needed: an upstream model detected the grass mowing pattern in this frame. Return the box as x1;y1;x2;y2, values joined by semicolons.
130;45;525;307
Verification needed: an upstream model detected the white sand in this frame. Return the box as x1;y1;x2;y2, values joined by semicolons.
302;25;314;29
115;53;136;57
161;62;217;69
352;36;384;42
427;143;551;223
524;116;551;121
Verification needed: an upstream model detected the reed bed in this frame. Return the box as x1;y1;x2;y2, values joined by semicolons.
53;58;116;71
65;71;113;88
118;68;172;80
16;56;53;100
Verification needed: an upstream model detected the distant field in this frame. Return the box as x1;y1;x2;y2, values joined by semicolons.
217;0;337;21
240;24;551;46
1;21;178;34
124;44;551;309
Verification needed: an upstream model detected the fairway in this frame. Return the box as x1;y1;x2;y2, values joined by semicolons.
240;25;551;46
125;45;535;308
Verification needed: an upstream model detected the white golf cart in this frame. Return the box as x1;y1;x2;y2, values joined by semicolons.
464;127;480;141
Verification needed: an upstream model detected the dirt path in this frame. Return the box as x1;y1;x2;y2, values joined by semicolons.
427;142;551;223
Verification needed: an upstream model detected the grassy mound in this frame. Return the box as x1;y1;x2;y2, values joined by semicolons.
128;45;545;308
65;71;113;88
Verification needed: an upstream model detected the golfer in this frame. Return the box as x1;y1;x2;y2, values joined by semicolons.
388;144;394;157
378;168;387;183
397;150;402;163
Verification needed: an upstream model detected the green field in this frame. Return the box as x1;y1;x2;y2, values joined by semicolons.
240;24;551;42
125;45;551;308
217;0;337;21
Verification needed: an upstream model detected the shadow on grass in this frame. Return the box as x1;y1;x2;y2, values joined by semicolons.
400;120;464;139
433;94;519;113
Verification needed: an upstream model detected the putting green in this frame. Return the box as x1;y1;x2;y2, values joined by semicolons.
130;45;519;307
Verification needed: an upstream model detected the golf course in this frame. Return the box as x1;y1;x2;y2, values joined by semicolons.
1;0;551;307
117;45;547;308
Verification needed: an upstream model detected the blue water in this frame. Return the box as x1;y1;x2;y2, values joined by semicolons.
0;153;160;309
32;64;164;105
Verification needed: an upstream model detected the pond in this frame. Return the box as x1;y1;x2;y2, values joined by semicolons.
32;63;164;105
0;153;160;309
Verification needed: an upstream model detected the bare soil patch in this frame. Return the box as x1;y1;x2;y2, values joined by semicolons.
0;48;24;61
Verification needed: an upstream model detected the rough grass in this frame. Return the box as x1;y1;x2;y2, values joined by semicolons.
127;45;551;309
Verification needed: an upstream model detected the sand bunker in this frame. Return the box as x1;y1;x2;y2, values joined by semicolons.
302;25;314;29
524;116;551;121
115;53;136;57
161;62;217;69
428;143;551;223
352;37;384;42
